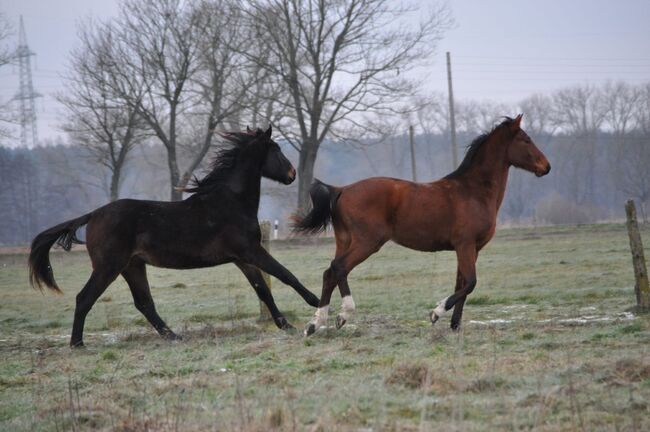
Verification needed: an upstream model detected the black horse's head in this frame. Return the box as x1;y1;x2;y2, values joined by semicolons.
183;125;296;196
255;126;296;185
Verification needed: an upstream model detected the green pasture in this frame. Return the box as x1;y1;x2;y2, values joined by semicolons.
0;224;649;431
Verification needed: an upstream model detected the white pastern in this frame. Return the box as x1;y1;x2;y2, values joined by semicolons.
433;296;450;317
310;306;329;329
339;295;356;321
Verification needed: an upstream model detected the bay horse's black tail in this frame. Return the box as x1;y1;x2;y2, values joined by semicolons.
29;213;92;293
292;180;340;235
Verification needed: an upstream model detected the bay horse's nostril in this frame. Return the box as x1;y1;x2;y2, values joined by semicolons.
544;163;551;175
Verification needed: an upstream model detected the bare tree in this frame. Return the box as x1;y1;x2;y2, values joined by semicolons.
518;94;557;139
551;84;606;203
102;0;207;201
59;21;146;201
176;0;259;190
243;0;452;209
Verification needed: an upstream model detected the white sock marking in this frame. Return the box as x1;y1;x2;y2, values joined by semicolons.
339;295;356;321
433;296;450;317
310;306;329;329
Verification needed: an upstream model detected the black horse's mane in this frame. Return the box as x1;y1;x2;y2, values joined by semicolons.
184;129;263;195
444;117;515;179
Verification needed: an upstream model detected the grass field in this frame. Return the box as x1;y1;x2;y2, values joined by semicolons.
1;223;649;431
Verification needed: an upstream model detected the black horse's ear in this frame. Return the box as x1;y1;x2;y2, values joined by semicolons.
246;125;252;133
265;125;272;138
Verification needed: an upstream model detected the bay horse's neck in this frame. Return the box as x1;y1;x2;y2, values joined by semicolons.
459;131;511;212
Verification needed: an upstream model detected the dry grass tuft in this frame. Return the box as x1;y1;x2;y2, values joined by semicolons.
385;362;429;389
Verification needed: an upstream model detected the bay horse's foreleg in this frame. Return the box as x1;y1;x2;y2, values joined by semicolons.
431;244;477;326
70;269;119;347
243;245;320;308
235;262;294;331
449;269;466;330
121;260;180;340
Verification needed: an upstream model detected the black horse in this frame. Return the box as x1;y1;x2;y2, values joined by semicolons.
29;126;319;347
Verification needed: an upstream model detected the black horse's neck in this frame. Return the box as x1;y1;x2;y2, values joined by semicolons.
196;142;268;214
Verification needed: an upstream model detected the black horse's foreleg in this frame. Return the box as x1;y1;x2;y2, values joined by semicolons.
121;260;180;340
244;245;320;307
235;262;294;330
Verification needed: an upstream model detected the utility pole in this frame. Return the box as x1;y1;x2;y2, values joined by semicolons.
446;51;458;169
408;125;417;182
14;16;41;148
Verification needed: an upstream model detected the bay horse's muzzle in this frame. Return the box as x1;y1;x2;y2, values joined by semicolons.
535;161;551;177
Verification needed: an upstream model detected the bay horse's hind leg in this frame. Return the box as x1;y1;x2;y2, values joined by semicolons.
431;243;477;326
305;238;384;336
70;268;120;347
235;262;294;331
121;259;180;340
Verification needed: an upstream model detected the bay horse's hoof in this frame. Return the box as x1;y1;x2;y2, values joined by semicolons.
336;314;347;330
304;323;317;337
430;311;440;325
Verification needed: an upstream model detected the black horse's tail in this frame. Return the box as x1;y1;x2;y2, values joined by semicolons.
28;213;92;294
292;180;340;235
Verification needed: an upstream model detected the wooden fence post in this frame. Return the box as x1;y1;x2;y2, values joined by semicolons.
625;200;650;310
259;221;273;321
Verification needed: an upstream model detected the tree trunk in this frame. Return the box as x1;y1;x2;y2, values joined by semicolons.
297;142;318;211
110;165;121;202
167;147;182;201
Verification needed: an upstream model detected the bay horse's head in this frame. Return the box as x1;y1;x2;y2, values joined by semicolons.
506;114;551;177
254;125;296;185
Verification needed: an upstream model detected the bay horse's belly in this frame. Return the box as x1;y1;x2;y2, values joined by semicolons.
390;186;455;252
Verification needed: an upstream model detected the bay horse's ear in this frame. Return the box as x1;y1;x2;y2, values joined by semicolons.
512;114;523;130
265;125;272;138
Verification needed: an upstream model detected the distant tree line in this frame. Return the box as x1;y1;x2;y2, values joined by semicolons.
2;79;650;245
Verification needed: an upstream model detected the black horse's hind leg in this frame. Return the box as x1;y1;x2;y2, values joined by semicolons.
244;245;320;307
121;259;180;340
70;269;119;347
235;262;294;331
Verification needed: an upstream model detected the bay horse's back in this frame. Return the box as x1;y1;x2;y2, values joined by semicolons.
295;177;456;252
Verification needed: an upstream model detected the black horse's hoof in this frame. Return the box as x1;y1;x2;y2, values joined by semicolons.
304;323;317;337
305;292;320;308
162;329;182;341
70;341;85;349
450;321;461;331
276;317;295;331
336;315;347;330
430;311;440;325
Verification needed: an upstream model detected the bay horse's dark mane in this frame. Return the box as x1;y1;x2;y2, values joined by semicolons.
184;129;263;195
444;117;516;180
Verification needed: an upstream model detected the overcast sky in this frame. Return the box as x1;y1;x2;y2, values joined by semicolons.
1;0;649;146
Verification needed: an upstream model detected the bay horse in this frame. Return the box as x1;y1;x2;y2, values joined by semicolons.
293;115;550;336
29;126;319;347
